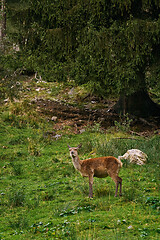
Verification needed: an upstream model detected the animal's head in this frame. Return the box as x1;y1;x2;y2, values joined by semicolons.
68;144;82;158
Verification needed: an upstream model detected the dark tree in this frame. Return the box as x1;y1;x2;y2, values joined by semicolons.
6;0;160;116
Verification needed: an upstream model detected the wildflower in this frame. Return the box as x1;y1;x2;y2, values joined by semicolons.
128;225;133;229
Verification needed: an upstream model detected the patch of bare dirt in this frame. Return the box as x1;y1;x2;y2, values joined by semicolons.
34;98;160;136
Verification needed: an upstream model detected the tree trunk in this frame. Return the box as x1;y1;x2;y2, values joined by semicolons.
113;90;160;117
0;0;6;48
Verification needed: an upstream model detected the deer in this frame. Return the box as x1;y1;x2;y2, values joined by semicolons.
68;144;122;198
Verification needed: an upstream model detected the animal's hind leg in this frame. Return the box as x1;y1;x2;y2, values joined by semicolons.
111;175;122;197
118;176;122;196
115;180;119;197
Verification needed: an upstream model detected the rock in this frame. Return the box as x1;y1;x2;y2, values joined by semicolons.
68;87;75;95
118;149;148;165
35;88;41;92
4;98;9;103
53;134;62;140
79;129;85;134
51;116;57;121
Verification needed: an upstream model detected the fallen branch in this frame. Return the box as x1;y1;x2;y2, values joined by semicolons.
139;117;156;128
129;131;148;138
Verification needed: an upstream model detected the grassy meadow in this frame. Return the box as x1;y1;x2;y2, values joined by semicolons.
0;80;160;239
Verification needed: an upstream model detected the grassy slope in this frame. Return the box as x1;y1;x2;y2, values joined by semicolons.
0;79;160;239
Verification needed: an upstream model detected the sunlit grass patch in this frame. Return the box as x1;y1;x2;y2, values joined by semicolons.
0;114;160;239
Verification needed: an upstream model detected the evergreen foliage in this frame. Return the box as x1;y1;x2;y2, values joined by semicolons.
4;0;160;97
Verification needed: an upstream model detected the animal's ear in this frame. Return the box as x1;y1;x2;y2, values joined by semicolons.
77;143;82;149
68;145;71;149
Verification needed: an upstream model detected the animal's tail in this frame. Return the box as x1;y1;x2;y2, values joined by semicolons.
117;157;123;169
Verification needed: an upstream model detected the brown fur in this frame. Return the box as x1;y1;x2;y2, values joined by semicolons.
68;144;122;198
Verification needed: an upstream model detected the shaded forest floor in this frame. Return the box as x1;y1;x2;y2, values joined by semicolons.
35;98;160;137
25;74;160;137
3;75;160;137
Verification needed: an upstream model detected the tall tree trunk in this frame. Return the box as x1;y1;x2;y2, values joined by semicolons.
113;71;160;117
113;90;160;117
0;0;6;49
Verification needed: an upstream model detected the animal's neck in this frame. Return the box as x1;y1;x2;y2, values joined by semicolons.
71;155;81;171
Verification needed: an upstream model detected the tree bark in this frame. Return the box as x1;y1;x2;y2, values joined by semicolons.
0;0;6;48
113;90;160;117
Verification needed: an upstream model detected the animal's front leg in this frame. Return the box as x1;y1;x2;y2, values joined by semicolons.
89;175;93;198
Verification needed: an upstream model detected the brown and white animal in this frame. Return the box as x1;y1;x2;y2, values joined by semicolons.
68;144;123;198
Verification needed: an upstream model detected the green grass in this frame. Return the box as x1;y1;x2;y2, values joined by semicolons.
0;114;160;240
0;74;160;240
